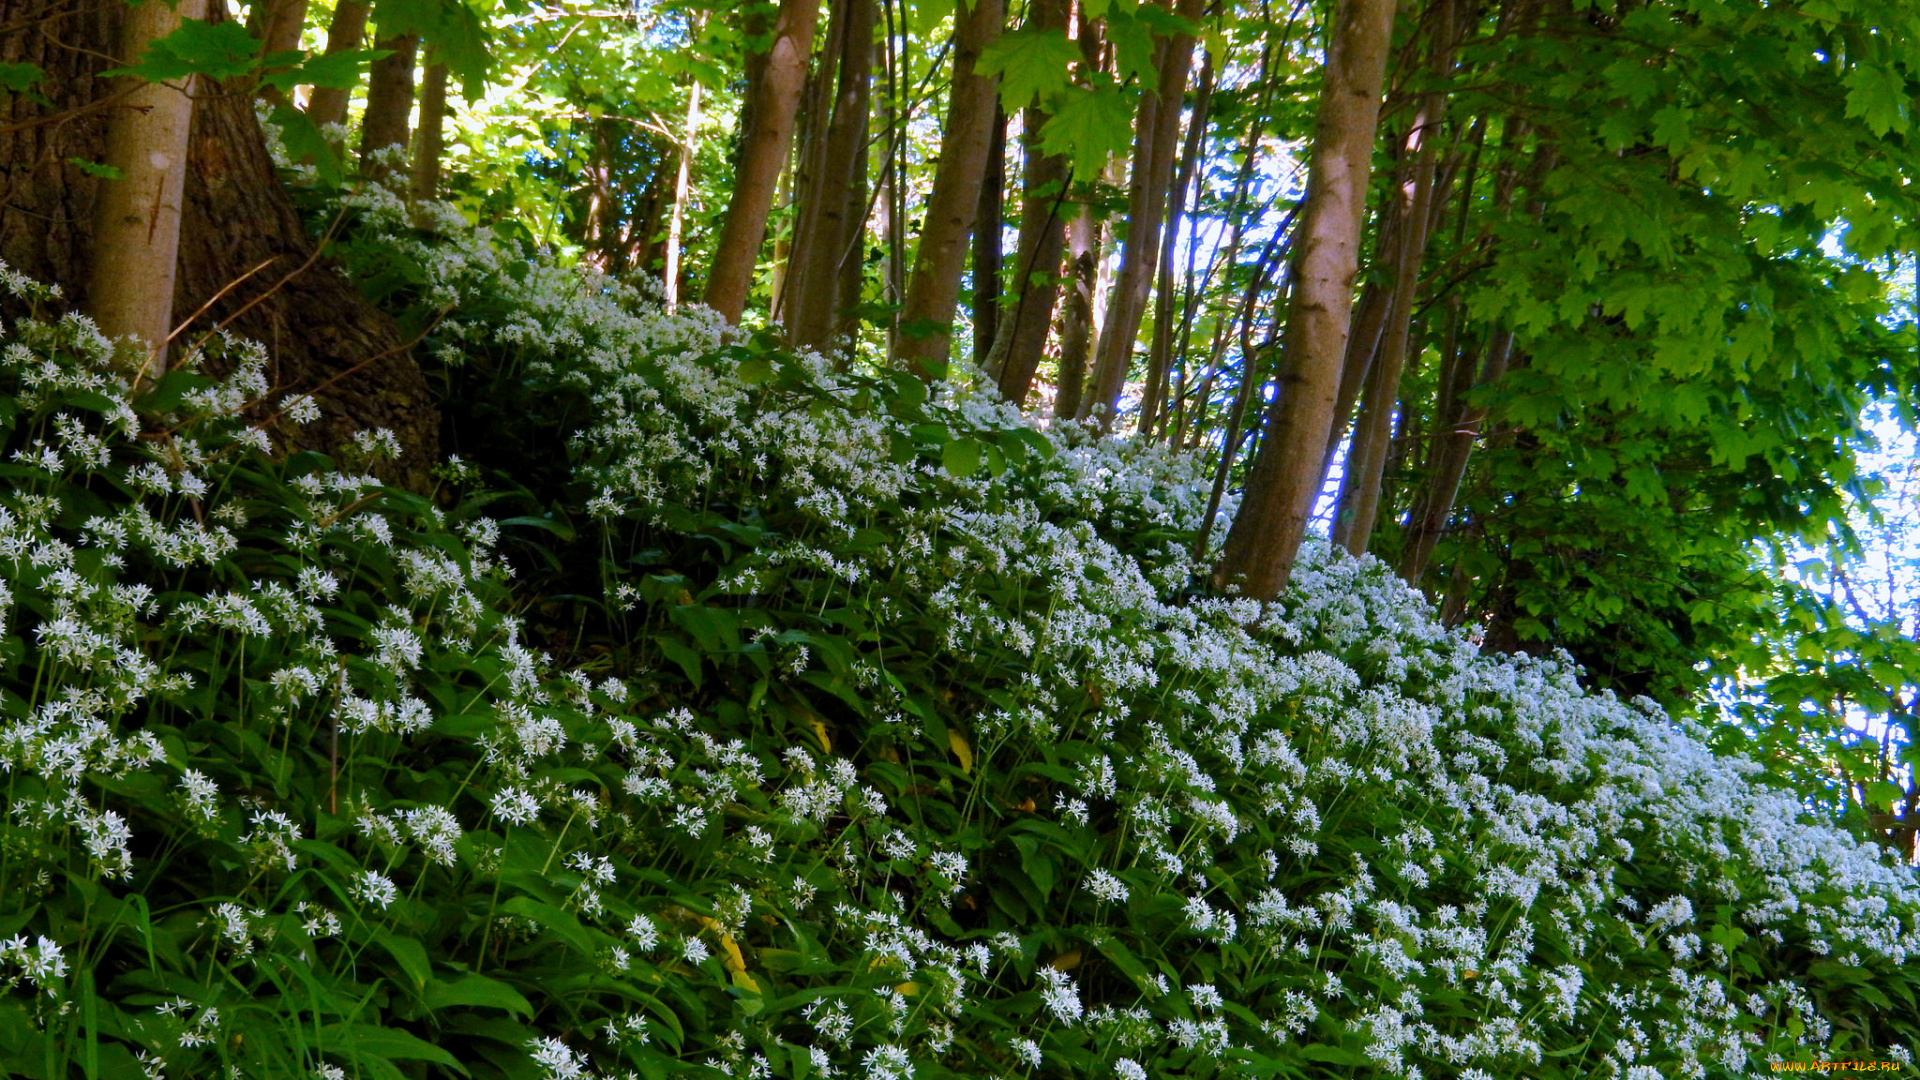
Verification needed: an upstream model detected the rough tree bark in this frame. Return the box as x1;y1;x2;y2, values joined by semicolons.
89;0;207;376
704;0;822;324
305;0;370;134
0;0;438;485
786;0;874;351
894;0;1003;380
1211;0;1395;601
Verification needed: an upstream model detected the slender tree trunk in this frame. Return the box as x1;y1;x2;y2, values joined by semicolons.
1333;0;1454;556
704;0;822;323
410;53;448;202
971;106;1006;366
987;0;1070;406
1332;129;1444;553
781;12;842;323
251;0;308;106
787;0;874;350
1140;51;1213;439
665;78;703;310
1054;206;1098;419
1080;0;1202;428
305;0;371;134
582;120;617;271
1212;0;1395;601
89;0;207;377
358;30;418;182
894;0;1003;380
250;0;308;55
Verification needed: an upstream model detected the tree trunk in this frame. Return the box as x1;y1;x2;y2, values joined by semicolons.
664;77;703;311
971;105;1006;366
89;0;207;377
250;0;309;106
704;0;822;324
0;0;438;486
410;54;449;203
779;13;840;324
358;30;418;182
987;7;1070;407
305;0;371;135
786;0;874;350
1140;50;1213;439
583;121;617;270
250;0;309;55
1080;0;1202;428
1212;0;1395;601
1054;206;1098;419
1332;0;1454;556
894;0;1003;381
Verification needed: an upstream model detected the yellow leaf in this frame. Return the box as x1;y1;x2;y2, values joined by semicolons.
947;729;973;773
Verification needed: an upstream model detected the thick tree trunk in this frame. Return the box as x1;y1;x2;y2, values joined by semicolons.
1080;0;1202;428
305;0;371;135
89;0;207;377
786;0;874;351
1212;0;1395;601
971;106;1006;365
358;31;418;182
410;54;448;202
0;0;438;486
894;0;1003;380
704;0;821;323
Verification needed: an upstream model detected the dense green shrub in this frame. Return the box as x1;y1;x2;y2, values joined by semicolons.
2;213;1918;1080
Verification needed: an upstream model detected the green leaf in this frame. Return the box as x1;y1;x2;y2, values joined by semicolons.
375;930;433;993
320;1022;469;1075
261;47;388;93
738;356;775;385
424;974;535;1017
0;61;44;93
266;104;345;184
976;28;1079;112
105;19;262;82
1843;62;1909;137
66;157;124;180
1039;80;1137;183
942;438;983;478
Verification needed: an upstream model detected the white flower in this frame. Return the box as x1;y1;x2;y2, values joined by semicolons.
352;871;399;910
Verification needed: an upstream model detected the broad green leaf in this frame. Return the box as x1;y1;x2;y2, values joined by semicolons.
942;437;983;478
0;61;44;94
320;1022;468;1074
423;974;535;1017
1039;80;1136;183
976;28;1079;112
105;20;262;82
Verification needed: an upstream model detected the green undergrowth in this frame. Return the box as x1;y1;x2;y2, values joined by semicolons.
1;221;1918;1080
